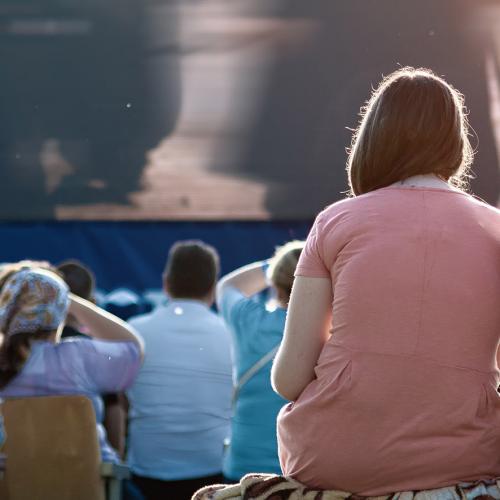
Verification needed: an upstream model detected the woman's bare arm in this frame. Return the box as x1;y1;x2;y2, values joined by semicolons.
68;294;144;360
216;261;267;307
271;276;332;401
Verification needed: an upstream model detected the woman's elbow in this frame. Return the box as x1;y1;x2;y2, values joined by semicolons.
271;364;303;402
273;382;301;402
136;339;145;363
129;328;145;363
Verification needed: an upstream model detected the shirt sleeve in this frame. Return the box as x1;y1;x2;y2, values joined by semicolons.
218;286;264;332
295;211;330;278
219;286;251;324
58;338;142;394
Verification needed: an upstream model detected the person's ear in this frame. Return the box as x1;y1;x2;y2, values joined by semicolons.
162;276;170;296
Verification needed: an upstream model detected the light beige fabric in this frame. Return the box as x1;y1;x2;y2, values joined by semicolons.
0;395;105;500
193;473;500;500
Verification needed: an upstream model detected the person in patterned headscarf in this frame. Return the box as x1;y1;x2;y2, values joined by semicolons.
0;263;144;463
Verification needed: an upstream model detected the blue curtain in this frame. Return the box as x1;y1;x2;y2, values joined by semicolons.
0;221;312;291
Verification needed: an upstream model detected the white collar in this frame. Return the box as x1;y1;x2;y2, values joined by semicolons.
390;174;452;190
165;298;210;311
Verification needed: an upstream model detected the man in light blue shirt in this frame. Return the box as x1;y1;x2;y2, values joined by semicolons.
127;241;232;500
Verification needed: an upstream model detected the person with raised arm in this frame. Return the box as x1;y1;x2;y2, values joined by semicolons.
0;262;143;463
217;241;304;482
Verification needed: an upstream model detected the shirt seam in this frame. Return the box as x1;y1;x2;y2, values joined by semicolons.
295;267;330;277
330;342;498;376
381;186;469;196
413;190;428;355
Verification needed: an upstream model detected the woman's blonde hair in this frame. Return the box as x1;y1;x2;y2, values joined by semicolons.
267;240;305;301
347;67;473;196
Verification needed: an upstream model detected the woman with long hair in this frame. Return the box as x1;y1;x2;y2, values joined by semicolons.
0;262;143;463
217;241;304;481
272;67;500;494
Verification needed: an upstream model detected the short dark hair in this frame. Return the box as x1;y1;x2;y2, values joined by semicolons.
163;241;219;299
57;260;95;301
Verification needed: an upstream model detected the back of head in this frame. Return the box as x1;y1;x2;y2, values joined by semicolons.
347;66;473;196
0;260;56;291
57;260;95;301
268;240;305;302
0;266;70;389
164;240;220;300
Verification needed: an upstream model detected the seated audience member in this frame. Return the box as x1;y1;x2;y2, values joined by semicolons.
0;262;144;464
58;258;127;458
127;241;232;500
57;259;96;338
216;241;304;481
270;67;500;495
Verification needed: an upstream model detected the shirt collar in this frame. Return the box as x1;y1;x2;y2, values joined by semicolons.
165;298;211;311
390;174;452;190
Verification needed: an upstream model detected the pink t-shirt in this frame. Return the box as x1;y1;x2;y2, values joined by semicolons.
277;186;500;495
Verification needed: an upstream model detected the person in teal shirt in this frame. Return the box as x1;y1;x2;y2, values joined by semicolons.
216;241;304;481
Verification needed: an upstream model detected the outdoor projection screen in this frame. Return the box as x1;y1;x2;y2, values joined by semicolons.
0;0;499;220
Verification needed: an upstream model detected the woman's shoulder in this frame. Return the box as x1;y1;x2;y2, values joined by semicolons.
464;192;500;217
56;336;96;353
320;186;417;214
312;194;379;238
317;191;385;221
316;186;497;223
56;337;140;361
57;338;141;392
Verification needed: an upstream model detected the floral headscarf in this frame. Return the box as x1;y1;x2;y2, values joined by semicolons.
0;268;69;337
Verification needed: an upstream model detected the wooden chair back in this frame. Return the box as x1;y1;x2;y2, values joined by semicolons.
0;395;106;500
